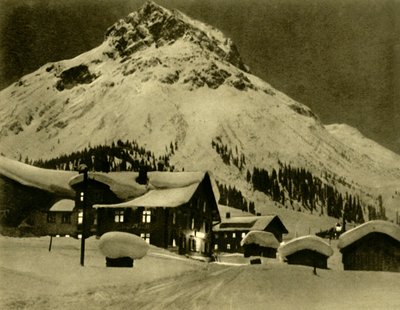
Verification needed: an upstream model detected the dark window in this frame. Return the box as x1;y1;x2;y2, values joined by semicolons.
61;213;71;224
47;213;56;223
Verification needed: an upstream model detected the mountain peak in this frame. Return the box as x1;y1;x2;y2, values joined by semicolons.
104;1;249;72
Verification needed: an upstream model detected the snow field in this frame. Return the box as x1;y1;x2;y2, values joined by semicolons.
1;236;399;309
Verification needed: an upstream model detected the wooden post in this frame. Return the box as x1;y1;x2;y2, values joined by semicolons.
48;235;53;252
79;164;88;267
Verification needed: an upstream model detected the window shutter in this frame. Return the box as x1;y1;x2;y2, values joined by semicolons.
124;208;132;223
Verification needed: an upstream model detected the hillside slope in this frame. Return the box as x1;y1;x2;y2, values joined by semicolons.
0;2;399;221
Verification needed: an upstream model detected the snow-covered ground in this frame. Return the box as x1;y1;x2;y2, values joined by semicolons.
1;236;399;309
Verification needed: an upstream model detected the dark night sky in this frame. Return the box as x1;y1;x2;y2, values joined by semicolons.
1;0;399;154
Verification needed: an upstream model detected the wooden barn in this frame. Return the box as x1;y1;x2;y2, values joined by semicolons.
93;171;221;259
278;235;333;269
213;208;288;253
338;220;400;272
40;199;78;237
240;231;280;258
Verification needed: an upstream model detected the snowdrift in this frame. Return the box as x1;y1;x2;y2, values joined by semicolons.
240;231;280;248
338;220;400;249
278;235;333;258
98;232;149;259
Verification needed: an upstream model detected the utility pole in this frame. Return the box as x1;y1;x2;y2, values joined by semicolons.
79;164;88;267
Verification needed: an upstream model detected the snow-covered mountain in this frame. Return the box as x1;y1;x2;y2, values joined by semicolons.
1;1;399;221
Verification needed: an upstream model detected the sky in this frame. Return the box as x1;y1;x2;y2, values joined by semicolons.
1;0;399;154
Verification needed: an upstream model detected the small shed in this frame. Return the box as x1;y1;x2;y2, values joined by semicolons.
278;235;333;269
240;231;280;258
338;220;400;272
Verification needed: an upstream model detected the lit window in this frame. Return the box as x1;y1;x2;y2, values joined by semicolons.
78;234;82;239
224;233;228;238
142;210;151;223
214;244;218;250
172;212;176;224
227;244;231;250
78;211;83;224
140;233;151;244
47;213;56;223
80;192;84;202
191;218;195;229
215;234;218;239
241;232;246;238
61;213;71;224
232;232;236;238
172;239;176;247
114;210;124;223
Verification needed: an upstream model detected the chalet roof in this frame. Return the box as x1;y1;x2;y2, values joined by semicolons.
49;199;75;212
338;220;400;250
93;183;199;208
0;156;76;197
0;156;219;205
278;235;333;258
214;215;288;234
240;231;280;248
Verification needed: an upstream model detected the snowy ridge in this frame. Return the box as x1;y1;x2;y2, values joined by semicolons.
338;220;400;249
240;231;280;248
278;235;334;258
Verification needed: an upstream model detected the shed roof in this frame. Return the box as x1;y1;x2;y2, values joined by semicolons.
93;183;199;209
278;235;333;258
49;199;75;212
338;220;400;249
240;231;280;248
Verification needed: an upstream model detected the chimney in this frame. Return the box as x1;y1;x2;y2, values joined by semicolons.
136;166;148;185
226;212;231;219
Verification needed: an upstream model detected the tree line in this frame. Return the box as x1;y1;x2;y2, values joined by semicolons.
248;163;385;223
210;139;386;223
29;139;178;172
217;181;256;215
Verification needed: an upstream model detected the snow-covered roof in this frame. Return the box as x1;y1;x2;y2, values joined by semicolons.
338;220;400;249
0;156;76;197
214;215;288;233
68;172;147;200
93;183;199;209
49;199;75;212
278;235;333;258
0;156;219;206
240;231;280;248
218;205;253;218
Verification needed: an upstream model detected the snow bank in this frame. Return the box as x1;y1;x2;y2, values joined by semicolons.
278;235;333;258
240;231;280;248
98;232;149;259
338;220;400;249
